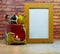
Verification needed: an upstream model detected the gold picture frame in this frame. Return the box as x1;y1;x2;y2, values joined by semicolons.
24;3;53;43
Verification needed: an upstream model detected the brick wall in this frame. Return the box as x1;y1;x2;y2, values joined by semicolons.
0;0;60;39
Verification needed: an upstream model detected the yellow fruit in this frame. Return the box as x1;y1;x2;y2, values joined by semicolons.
17;15;24;24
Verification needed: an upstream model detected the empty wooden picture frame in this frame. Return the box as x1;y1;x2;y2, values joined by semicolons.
24;3;53;43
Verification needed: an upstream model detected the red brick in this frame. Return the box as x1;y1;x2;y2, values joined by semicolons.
54;0;60;3
0;8;2;10
0;1;2;4
0;5;2;8
0;14;3;17
0;22;3;25
53;16;59;18
8;12;15;15
16;5;24;8
6;1;12;4
0;32;4;34
0;35;4;39
0;18;3;21
34;0;54;3
6;6;16;8
2;8;11;11
0;28;4;31
54;10;60;13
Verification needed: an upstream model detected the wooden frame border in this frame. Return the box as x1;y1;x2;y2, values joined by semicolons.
24;3;53;43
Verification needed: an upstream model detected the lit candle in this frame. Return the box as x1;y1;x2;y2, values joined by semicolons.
16;35;18;39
